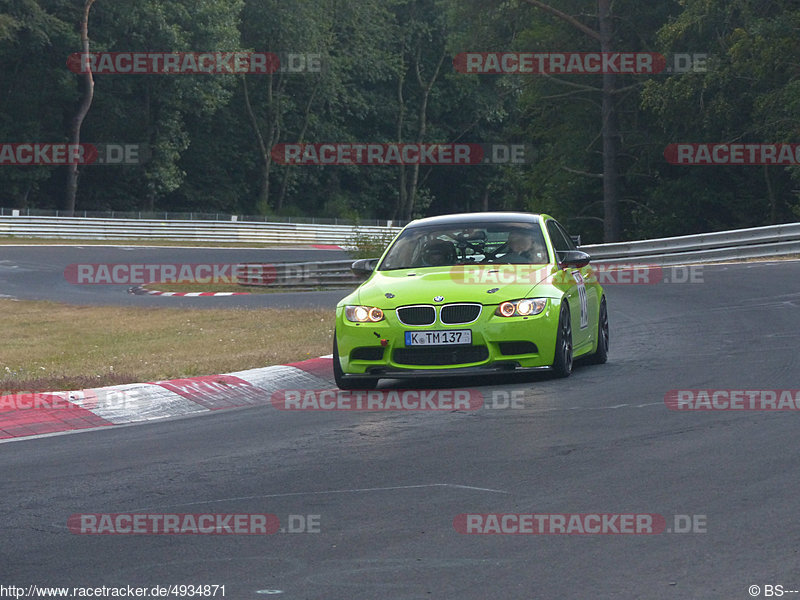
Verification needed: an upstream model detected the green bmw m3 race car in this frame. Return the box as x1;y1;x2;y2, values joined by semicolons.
333;212;608;389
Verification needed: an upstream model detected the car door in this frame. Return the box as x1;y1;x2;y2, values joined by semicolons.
553;220;601;341
546;219;593;350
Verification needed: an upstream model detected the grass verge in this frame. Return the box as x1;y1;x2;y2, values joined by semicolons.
0;299;334;391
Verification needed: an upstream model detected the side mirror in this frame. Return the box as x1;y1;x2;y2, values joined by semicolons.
558;250;591;268
351;258;378;277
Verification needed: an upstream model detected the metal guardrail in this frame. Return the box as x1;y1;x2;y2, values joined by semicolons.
0;207;402;227
581;222;800;266
235;221;800;289
4;214;798;288
236;261;362;289
0;216;401;246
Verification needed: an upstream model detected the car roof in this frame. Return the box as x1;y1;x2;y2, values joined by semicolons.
404;212;545;229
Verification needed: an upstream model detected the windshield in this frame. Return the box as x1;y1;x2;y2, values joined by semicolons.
378;222;549;270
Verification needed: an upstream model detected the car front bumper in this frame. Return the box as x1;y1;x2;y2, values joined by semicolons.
335;299;562;376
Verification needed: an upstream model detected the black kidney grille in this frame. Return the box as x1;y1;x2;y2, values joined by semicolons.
397;305;436;326
440;303;482;324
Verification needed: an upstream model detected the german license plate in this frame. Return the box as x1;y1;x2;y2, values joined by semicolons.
404;330;472;346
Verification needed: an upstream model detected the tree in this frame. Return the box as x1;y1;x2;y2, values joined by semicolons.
239;0;398;216
443;0;682;241
76;0;243;212
0;0;78;208
641;0;800;230
389;0;448;221
518;0;625;241
64;0;95;217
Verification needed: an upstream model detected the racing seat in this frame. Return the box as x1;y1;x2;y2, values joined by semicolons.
421;239;458;266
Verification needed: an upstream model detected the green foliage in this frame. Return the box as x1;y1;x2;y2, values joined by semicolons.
641;0;800;228
0;0;796;239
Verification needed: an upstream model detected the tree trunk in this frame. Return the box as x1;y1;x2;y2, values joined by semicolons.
394;64;407;222
403;48;445;221
243;73;283;215
522;0;623;241
144;84;155;212
598;0;622;241
65;0;96;217
764;164;777;224
277;80;320;212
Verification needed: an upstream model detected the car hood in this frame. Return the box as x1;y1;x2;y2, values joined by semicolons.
354;264;555;308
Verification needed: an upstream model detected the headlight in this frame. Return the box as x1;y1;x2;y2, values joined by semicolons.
495;298;547;317
345;305;385;323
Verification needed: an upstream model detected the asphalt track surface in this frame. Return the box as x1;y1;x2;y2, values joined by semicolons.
3;249;800;599
0;245;349;307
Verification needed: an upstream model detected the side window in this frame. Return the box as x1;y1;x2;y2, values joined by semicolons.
546;220;571;254
554;221;578;251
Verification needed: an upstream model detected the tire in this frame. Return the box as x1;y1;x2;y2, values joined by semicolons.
587;296;609;365
551;302;573;378
333;334;378;390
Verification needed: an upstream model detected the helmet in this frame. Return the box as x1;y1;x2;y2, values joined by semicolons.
421;239;457;266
